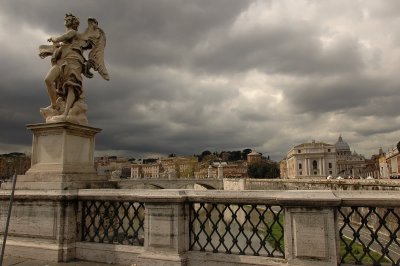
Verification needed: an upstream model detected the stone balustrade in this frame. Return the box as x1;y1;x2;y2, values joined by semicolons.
1;189;400;265
240;178;400;191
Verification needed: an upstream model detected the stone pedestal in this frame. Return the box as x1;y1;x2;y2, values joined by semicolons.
0;122;110;262
2;122;108;190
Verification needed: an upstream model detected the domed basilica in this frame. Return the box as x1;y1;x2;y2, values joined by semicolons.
335;135;366;177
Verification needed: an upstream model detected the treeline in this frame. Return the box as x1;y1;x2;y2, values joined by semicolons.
247;161;280;179
196;148;256;162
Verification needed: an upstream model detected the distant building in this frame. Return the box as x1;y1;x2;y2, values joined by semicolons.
128;156;200;179
285;140;337;179
386;146;400;179
95;156;130;177
279;159;287;179
159;157;178;178
142;163;162;178
131;164;141;179
378;148;389;179
194;163;213;179
194;161;248;179
247;150;262;164
361;152;381;179
178;157;199;178
335;135;366;178
219;161;248;178
131;163;162;179
96;165;111;176
159;156;198;178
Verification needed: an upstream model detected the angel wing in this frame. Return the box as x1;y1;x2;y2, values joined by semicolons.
83;18;110;81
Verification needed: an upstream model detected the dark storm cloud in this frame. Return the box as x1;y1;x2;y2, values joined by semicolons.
285;75;384;114
0;0;399;159
0;0;250;69
192;23;364;76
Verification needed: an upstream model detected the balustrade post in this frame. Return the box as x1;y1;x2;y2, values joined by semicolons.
137;198;189;265
279;191;340;266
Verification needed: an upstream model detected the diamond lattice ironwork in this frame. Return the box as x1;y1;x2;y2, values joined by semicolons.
189;202;284;257
81;200;145;246
338;206;400;266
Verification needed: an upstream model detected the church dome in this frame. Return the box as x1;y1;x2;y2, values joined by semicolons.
335;135;350;152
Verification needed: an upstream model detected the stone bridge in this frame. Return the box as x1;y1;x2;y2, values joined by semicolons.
112;177;400;191
114;178;224;190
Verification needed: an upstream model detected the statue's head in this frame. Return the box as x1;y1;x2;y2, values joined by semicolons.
64;13;80;30
88;17;98;25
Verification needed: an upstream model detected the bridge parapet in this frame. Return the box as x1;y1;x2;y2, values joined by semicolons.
112;177;400;191
114;178;224;190
1;189;400;265
245;178;400;191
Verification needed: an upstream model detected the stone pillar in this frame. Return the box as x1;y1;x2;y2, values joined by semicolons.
207;165;213;178
0;191;79;262
137;201;188;265
279;191;340;266
217;163;223;179
320;158;323;176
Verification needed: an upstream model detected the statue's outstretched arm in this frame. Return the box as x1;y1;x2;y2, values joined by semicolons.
48;29;76;43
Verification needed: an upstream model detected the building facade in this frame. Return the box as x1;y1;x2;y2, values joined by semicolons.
222;162;248;178
285;140;337;179
247;150;262;164
131;163;162;179
386;146;400;179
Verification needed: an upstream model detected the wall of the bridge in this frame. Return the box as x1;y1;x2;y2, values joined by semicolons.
244;178;400;191
113;177;400;191
114;178;223;190
2;189;399;265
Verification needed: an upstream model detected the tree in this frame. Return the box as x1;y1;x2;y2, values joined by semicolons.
397;141;400;152
242;148;252;160
201;150;212;157
228;151;242;161
143;158;158;164
198;150;212;162
248;161;280;179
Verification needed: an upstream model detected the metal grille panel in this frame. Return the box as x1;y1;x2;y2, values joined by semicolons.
81;200;145;246
189;202;284;257
339;206;400;265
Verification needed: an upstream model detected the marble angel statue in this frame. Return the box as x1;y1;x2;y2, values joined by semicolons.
39;13;109;125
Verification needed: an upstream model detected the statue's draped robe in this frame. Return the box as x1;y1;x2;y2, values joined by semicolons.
40;29;85;102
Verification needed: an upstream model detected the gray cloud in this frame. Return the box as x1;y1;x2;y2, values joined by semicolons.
192;23;365;76
0;0;399;159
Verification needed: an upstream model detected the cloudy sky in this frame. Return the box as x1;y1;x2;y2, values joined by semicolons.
0;0;399;160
